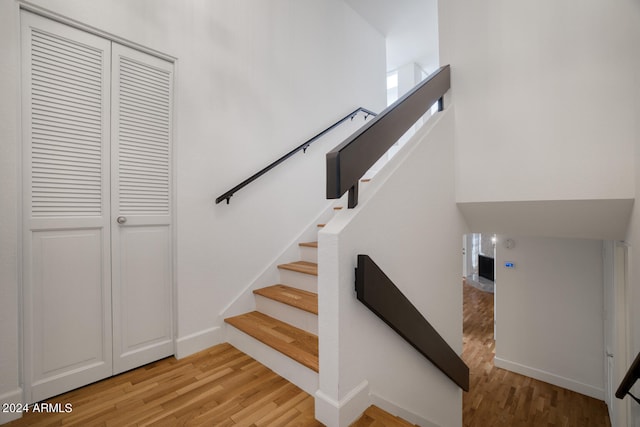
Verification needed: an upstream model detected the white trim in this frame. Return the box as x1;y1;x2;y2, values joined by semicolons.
18;1;176;63
494;357;605;400
0;388;24;424
314;380;370;427
370;393;440;427
175;327;222;360
170;53;180;365
13;0;26;413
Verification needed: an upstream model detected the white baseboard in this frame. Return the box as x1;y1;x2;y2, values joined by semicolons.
175;326;222;359
369;393;440;427
0;388;24;425
494;357;604;400
315;380;369;427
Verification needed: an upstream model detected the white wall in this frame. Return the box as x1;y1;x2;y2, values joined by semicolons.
0;1;22;422
494;235;605;399
317;109;467;427
439;0;637;204
0;0;386;415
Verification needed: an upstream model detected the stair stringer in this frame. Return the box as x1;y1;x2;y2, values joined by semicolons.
217;201;335;323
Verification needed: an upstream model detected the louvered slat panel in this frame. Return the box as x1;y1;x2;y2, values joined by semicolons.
30;29;104;217
117;56;171;215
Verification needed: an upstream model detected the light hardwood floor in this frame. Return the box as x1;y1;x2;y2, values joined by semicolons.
7;283;613;426
349;405;418;427
462;281;612;426
5;343;323;427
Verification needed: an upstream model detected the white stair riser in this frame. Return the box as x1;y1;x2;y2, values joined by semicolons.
278;269;317;293
254;295;318;335
299;246;318;263
225;325;318;395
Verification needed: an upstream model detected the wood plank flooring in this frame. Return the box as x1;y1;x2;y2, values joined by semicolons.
462;282;612;427
6;281;614;427
5;343;322;427
350;405;418;427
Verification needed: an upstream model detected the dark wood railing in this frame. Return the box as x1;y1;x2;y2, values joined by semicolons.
326;65;450;208
216;107;377;205
355;254;469;391
616;351;640;405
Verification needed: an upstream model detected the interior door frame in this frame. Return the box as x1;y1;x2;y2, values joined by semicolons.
604;240;632;426
614;241;631;426
18;2;178;403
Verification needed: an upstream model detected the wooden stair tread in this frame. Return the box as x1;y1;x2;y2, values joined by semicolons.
277;261;318;276
224;311;318;372
350;405;418;427
253;285;318;314
299;241;318;248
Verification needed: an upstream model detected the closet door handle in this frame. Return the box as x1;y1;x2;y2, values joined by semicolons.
117;216;127;224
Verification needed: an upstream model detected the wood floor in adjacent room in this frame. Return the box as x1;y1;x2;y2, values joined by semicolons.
462;281;611;427
5;343;323;427
6;284;614;427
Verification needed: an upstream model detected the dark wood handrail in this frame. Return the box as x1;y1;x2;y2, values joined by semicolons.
326;65;451;208
355;254;470;391
616;351;640;404
215;107;377;205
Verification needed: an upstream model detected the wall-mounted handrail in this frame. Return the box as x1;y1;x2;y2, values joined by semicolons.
355;254;470;391
326;65;451;208
215;107;377;205
616;351;640;405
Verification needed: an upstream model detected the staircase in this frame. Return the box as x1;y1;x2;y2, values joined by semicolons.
224;226;324;396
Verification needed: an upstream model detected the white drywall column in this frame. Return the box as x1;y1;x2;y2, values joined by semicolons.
317;110;467;427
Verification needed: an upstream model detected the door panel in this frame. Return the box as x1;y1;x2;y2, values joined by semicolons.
111;43;174;374
114;226;173;370
30;229;111;400
22;12;112;403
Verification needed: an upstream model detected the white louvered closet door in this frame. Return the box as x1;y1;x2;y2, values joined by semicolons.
22;12;174;402
111;43;174;374
21;12;113;403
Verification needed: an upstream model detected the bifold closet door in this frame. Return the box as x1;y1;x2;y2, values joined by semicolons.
21;12;113;403
110;43;174;375
22;11;174;402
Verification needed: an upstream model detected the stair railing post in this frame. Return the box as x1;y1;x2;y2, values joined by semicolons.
348;182;359;208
